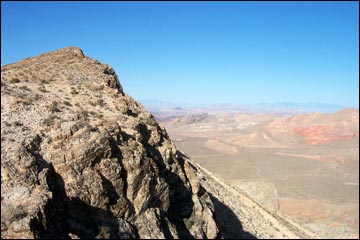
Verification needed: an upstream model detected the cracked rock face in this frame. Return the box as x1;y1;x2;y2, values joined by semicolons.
1;47;219;239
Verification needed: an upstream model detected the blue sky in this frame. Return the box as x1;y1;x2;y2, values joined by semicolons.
1;1;359;108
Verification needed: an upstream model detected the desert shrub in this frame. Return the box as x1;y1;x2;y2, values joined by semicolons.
10;78;20;83
141;115;157;126
96;99;105;106
80;109;89;117
63;100;72;107
75;120;86;130
22;99;32;106
70;89;79;95
42;114;58;126
21;126;31;132
97;225;110;239
14;121;23;126
3;121;11;127
32;94;41;101
48;101;60;113
19;85;31;91
15;92;27;99
89;111;103;119
38;85;48;92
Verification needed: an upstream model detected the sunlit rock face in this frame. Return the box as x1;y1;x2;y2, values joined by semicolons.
1;47;219;239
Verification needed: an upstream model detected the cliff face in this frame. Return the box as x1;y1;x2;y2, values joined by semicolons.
1;47;219;239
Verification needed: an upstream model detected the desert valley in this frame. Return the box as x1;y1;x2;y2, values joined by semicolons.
149;105;359;239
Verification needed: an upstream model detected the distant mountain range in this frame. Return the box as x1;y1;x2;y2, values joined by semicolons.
248;102;351;114
230;108;359;147
140;99;353;114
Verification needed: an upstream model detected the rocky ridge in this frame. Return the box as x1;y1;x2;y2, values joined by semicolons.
1;47;219;239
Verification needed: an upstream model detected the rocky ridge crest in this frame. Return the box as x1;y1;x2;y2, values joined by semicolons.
1;47;219;239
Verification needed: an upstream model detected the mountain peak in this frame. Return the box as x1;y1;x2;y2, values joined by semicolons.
44;46;85;58
1;48;219;239
1;47;123;93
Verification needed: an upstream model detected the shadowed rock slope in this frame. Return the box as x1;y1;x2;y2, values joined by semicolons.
1;47;220;239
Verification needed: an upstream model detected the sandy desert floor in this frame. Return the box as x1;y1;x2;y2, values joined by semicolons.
155;110;359;239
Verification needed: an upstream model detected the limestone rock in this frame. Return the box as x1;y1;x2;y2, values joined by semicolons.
1;47;219;239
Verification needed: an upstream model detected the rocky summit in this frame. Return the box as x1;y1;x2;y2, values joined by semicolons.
1;47;219;239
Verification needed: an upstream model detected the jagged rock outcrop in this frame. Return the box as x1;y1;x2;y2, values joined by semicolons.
1;47;219;239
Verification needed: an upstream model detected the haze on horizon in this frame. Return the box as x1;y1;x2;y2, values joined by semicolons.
1;1;359;109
